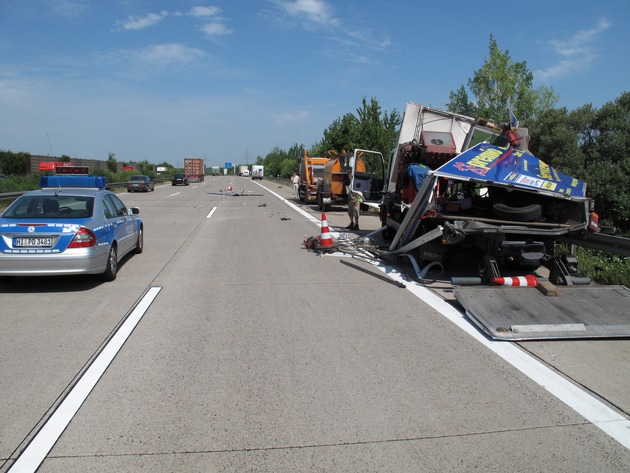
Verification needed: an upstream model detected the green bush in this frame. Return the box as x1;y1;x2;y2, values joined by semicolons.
0;173;43;192
574;247;630;286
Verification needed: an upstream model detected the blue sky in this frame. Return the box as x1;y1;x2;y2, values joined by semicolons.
1;0;628;168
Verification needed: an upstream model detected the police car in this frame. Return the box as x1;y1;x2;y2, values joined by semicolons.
0;175;143;281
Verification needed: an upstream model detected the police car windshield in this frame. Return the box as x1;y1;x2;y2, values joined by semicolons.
2;195;94;219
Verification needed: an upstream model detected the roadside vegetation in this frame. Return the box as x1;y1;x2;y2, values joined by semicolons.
1;35;627;284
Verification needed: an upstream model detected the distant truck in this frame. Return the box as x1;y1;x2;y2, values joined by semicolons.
211;166;220;176
184;158;204;182
251;165;264;180
316;149;385;212
239;165;250;177
299;150;329;203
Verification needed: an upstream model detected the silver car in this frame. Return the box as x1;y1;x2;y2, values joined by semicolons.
0;175;143;281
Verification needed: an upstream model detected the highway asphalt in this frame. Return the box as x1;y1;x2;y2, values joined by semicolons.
1;175;629;472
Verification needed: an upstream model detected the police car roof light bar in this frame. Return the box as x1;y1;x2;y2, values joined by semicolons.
40;175;106;189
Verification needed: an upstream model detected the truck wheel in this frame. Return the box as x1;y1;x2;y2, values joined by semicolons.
492;202;542;222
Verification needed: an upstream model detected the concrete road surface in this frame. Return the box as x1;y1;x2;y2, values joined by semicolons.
1;176;629;472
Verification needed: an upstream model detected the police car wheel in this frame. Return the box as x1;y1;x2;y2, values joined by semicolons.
101;245;118;281
134;227;144;254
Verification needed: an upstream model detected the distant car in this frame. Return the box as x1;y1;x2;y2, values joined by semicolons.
0;175;143;281
127;175;154;192
171;173;189;186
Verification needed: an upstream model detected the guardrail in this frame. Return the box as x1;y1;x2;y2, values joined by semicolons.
0;192;24;201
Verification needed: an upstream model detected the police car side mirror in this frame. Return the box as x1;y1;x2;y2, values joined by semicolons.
129;207;140;215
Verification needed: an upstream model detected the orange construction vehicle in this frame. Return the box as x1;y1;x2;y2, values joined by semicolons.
298;150;330;203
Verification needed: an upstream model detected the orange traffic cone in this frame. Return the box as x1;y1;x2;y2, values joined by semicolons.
492;275;538;287
319;212;334;248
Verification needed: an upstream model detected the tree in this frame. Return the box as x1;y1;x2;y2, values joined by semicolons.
263;146;288;177
287;143;305;167
528;105;594;176
447;35;558;125
107;152;117;173
354;97;401;158
316;113;358;154
0;150;30;175
529;93;630;234
580;93;630;232
313;97;401;159
135;160;155;176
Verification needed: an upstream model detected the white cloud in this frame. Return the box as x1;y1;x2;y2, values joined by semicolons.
274;110;310;126
269;0;390;65
536;19;611;80
111;43;205;70
200;22;233;36
116;11;169;31
187;6;233;36
189;6;222;18
346;29;392;53
275;0;341;28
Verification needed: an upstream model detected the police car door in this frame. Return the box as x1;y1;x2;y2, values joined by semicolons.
103;194;135;255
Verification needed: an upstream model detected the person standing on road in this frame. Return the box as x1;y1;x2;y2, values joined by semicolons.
291;172;299;197
346;190;362;231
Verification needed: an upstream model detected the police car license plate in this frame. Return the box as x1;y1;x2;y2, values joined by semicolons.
13;237;53;248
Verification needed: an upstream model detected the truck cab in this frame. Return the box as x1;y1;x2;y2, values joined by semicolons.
299;151;329;203
251;165;264;180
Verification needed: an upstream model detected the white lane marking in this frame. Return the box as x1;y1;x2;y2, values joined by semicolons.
206;206;217;219
169;192;181;197
9;287;162;473
263;181;630;451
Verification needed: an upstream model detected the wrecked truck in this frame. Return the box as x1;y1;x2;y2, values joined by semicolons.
380;103;626;278
375;103;630;340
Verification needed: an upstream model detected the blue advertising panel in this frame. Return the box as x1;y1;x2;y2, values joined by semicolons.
434;143;586;199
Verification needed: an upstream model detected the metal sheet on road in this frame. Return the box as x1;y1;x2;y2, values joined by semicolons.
454;285;630;340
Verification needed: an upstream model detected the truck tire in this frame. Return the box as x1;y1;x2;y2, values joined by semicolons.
492;202;542;222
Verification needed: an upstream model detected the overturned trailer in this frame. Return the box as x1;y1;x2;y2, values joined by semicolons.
378;103;630;340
